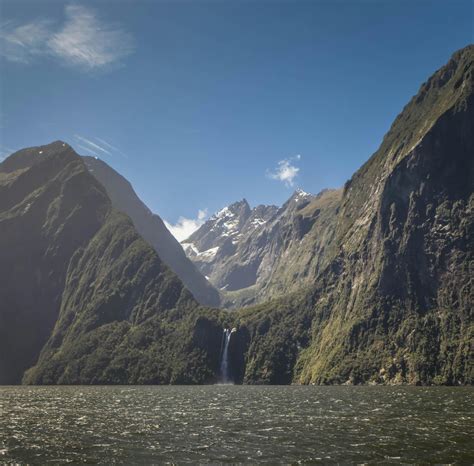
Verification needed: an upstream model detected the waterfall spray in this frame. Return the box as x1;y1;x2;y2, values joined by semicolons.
219;328;232;383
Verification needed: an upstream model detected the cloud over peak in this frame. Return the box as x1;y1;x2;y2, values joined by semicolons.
0;5;133;70
267;154;301;187
165;209;208;242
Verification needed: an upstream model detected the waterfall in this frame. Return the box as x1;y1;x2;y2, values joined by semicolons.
219;328;232;383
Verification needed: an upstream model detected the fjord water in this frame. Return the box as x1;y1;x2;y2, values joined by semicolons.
1;386;472;464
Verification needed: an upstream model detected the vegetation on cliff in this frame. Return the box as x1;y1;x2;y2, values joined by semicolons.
235;45;474;386
1;46;472;386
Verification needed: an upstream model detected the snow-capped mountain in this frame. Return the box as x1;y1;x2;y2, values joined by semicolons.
182;199;277;286
182;188;339;306
183;199;254;254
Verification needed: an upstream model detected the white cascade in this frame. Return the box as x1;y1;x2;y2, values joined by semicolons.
219;328;232;383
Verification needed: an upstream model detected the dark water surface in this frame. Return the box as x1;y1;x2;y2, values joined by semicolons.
0;385;472;464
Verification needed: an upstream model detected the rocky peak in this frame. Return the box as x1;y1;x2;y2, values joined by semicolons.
0;140;74;173
245;204;279;230
225;198;251;215
182;188;332;303
212;198;251;227
278;188;314;216
185;199;250;253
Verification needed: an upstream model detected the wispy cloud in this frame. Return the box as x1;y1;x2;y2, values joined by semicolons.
73;135;112;156
165;209;208;242
75;143;101;158
72;134;127;158
267;154;301;187
0;5;134;71
94;137;128;158
0;19;52;63
48;5;134;70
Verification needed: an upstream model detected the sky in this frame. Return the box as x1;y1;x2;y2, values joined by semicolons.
0;0;473;240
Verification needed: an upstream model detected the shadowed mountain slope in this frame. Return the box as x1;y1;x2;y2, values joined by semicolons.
82;156;220;307
0;142;223;384
1;46;472;386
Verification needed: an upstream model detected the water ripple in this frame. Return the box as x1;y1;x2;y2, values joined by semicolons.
0;386;473;464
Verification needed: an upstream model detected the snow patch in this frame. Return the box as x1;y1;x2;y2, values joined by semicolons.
202;246;219;259
198;246;219;260
182;243;219;261
182;242;199;255
251;218;266;227
223;219;238;233
294;188;311;199
214;206;234;220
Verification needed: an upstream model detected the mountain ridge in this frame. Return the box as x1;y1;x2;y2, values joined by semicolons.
0;142;224;385
237;44;474;385
82;156;220;307
182;187;341;307
0;44;472;386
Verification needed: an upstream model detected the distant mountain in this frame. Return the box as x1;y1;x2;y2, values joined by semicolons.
82;156;220;307
182;188;341;307
0;142;223;384
1;45;472;387
183;198;277;292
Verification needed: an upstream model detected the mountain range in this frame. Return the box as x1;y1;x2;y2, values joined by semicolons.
182;188;342;308
0;44;472;385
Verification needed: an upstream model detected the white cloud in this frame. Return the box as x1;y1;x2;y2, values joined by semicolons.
0;5;133;70
267;154;301;187
48;5;133;70
164;209;208;242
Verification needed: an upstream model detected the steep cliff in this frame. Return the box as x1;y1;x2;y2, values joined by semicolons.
1;45;472;386
239;44;474;385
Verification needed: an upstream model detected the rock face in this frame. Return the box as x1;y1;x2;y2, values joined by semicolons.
238;44;474;386
0;45;472;387
82;156;220;307
0;142;223;384
183;199;277;294
183;189;342;307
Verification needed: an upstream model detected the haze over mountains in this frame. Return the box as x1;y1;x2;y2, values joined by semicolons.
0;45;472;386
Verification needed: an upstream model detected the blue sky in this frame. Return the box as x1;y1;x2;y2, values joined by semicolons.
1;0;473;239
